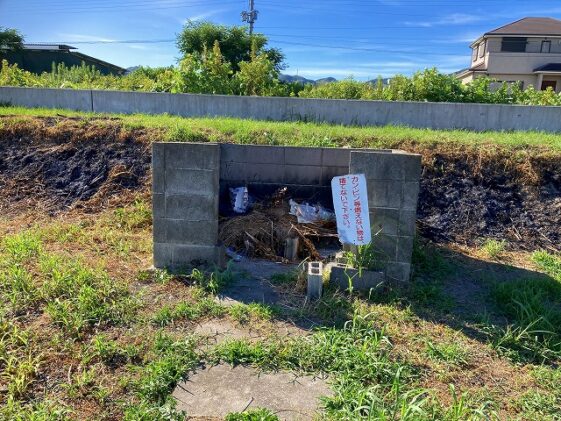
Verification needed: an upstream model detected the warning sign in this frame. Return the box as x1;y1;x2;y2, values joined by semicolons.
331;174;371;245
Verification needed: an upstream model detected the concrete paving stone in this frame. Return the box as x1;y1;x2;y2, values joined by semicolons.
165;193;217;220
194;319;264;345
165;219;218;245
164;142;220;170
172;364;332;420
284;165;322;185
284;146;322;166
165;168;218;195
218;276;280;306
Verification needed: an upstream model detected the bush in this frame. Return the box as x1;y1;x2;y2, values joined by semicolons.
2;58;561;105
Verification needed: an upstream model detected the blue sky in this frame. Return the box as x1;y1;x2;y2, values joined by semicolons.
2;0;561;80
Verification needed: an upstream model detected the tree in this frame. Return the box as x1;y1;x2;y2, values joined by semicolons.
172;41;233;95
235;41;282;96
0;27;24;51
176;21;284;72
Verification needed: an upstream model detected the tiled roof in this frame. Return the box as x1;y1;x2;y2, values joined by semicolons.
486;17;561;36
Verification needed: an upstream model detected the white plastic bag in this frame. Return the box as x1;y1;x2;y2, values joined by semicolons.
289;199;334;223
229;187;249;214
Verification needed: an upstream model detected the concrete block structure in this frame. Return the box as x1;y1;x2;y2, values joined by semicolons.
152;142;421;282
152;142;221;269
350;151;422;283
307;262;323;300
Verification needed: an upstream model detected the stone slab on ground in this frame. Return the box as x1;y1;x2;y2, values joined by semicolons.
218;258;297;306
173;364;331;420
194;319;308;346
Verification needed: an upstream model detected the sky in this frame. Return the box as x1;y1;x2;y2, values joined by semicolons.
2;0;561;80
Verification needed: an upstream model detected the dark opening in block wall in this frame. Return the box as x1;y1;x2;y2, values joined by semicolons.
152;142;421;283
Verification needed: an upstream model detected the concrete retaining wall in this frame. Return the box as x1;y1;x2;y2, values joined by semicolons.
0;86;92;111
3;86;561;132
153;142;421;282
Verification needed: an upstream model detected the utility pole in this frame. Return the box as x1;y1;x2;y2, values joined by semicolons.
241;0;258;35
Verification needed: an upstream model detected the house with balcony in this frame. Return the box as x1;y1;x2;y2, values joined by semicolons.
456;17;561;92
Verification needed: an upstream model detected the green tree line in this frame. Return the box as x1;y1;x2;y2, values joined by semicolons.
2;22;561;105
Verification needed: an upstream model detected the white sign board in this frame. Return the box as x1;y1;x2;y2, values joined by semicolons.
331;174;371;245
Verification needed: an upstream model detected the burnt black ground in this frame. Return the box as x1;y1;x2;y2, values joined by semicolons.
0;134;150;211
0;121;559;251
418;154;561;251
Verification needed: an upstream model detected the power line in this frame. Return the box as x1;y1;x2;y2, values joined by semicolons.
1;0;239;15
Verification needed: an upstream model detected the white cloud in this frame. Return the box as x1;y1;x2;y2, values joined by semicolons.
286;53;471;80
404;13;484;28
433;31;481;44
56;33;115;42
180;8;228;25
289;67;375;78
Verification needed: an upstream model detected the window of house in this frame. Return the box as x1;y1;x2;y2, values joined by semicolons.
472;47;478;61
501;37;527;52
478;41;486;58
541;40;551;53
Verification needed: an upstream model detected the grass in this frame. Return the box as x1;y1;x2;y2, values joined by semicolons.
515;366;561;419
480;239;507;260
0;175;560;418
1;105;561;151
490;251;561;363
425;339;468;366
225;408;280;420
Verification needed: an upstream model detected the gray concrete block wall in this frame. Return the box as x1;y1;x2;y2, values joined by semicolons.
153;143;421;278
350;150;422;283
220;144;357;186
152;142;221;269
4;86;561;132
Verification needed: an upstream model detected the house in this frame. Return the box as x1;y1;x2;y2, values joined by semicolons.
0;43;125;75
456;17;561;92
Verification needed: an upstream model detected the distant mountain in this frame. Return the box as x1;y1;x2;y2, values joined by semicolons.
278;74;316;84
315;77;337;85
280;74;392;85
366;77;391;85
125;66;140;75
